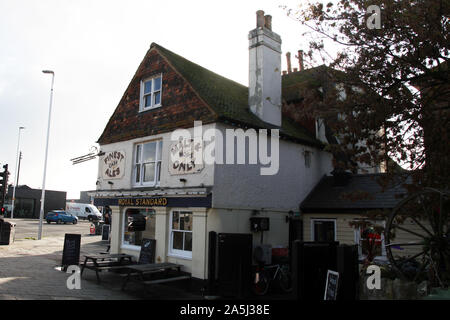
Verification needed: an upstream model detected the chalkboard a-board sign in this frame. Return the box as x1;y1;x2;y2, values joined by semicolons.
138;238;156;264
102;224;110;241
62;233;81;269
324;270;339;300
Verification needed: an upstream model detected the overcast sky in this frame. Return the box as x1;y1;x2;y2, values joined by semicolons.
0;0;333;199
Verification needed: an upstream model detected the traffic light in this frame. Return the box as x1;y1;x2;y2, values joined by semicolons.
0;164;9;208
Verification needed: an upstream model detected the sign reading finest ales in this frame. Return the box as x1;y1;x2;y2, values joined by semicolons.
102;150;126;179
118;197;168;206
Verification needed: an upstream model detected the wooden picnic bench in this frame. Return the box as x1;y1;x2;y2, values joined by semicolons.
121;262;191;291
80;253;134;283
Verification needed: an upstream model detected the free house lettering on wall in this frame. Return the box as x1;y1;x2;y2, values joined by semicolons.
169;137;203;175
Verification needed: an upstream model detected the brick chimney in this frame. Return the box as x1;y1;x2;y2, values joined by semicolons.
248;10;282;127
286;52;292;73
297;50;304;71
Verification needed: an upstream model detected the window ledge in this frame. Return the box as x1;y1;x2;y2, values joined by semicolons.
121;245;141;251
132;183;160;188
139;105;163;113
167;252;192;261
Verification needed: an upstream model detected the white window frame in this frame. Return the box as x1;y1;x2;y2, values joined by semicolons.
121;207;156;251
168;209;193;260
139;74;163;112
353;220;387;262
311;218;337;242
133;140;162;187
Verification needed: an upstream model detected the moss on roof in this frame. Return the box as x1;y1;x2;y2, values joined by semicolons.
152;43;322;147
281;65;346;102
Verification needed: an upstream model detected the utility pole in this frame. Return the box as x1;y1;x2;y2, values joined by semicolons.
38;70;55;240
11;126;25;219
17;152;22;187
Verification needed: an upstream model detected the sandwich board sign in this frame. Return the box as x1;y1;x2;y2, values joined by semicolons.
324;270;339;300
138;238;156;264
62;233;81;271
102;224;110;241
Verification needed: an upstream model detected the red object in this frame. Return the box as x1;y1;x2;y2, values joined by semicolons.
272;247;289;257
90;224;96;235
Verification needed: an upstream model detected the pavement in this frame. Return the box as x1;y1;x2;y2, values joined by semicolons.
0;219;294;301
0;231;203;300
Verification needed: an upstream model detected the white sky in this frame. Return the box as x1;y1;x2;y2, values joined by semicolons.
0;0;328;199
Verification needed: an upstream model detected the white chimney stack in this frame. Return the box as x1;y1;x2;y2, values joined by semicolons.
248;10;282;127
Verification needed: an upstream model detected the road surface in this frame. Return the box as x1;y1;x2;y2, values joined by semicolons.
2;218;92;240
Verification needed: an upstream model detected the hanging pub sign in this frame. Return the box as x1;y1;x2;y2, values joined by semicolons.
169;138;203;175
102;150;126;179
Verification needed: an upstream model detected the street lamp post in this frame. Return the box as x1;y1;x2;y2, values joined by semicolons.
11;126;25;219
38;70;55;240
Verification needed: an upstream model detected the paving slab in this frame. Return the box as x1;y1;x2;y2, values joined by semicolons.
0;235;201;300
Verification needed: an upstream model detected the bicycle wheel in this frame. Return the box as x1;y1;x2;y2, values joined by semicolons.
278;265;293;293
253;270;270;296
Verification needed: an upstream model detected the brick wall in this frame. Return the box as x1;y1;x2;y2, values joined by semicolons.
98;48;217;145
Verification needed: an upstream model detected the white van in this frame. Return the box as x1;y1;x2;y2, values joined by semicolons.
65;203;102;221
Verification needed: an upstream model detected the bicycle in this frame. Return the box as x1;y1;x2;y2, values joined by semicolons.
252;263;293;296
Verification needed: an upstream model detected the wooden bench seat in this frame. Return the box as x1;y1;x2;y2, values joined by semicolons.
94;265;131;271
82;261;119;267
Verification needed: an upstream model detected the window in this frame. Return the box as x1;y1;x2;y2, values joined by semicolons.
133;140;162;186
123;208;156;248
169;211;193;259
354;221;386;261
140;75;162;111
311;219;336;242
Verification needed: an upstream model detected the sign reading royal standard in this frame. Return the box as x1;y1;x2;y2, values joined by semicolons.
118;197;168;206
102;150;126;179
94;194;212;208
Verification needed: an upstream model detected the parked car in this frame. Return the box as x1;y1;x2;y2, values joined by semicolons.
65;203;102;221
46;210;78;224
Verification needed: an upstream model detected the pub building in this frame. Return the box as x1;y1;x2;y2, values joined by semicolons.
90;11;382;290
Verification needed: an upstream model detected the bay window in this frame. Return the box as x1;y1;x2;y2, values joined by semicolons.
122;208;156;248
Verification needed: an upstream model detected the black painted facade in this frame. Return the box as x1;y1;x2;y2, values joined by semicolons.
6;185;66;219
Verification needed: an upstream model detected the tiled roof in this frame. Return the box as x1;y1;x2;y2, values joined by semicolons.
281;65;347;103
152;43;322;147
300;173;409;213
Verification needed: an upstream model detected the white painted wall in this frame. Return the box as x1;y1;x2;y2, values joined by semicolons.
212;123;333;211
248;27;282;127
207;208;288;247
96;123;216;191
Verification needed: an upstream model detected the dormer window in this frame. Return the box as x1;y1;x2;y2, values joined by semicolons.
140;75;162;111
